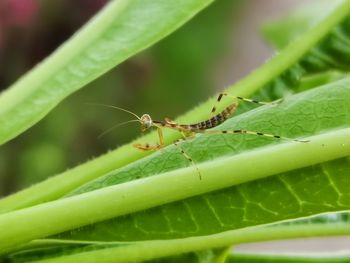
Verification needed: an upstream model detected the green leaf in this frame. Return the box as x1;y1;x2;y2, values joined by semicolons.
59;77;350;241
2;0;350;215
226;253;350;263
4;2;350;261
2;78;350;257
262;0;346;49
0;0;214;145
9;223;350;262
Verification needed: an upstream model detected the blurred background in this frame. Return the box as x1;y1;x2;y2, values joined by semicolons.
3;0;349;255
0;0;308;196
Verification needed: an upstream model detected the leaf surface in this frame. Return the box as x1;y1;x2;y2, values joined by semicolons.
61;78;350;241
0;0;214;145
2;79;350;259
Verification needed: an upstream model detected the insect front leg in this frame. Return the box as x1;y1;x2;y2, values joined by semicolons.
133;127;165;151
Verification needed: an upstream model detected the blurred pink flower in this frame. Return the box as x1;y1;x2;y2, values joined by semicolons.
0;29;3;48
2;0;38;26
0;0;38;48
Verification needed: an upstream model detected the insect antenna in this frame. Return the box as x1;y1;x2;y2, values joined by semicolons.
98;119;140;139
87;103;141;120
87;103;142;138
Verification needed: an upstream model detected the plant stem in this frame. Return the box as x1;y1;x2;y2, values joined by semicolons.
34;223;350;263
1;127;350;253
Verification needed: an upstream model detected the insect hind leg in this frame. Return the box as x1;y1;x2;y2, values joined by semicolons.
211;92;279;114
207;129;309;143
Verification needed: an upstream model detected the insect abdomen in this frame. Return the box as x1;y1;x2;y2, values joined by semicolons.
189;104;237;130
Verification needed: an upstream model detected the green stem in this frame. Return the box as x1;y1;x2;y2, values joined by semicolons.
222;0;350;99
34;223;350;263
0;144;147;212
1;127;350;253
1;0;350;213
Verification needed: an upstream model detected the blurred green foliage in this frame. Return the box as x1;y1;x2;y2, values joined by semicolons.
0;0;241;195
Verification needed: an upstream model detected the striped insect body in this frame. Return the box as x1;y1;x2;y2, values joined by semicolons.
97;93;308;179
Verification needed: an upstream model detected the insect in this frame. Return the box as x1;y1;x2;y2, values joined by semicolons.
96;93;308;179
134;93;308;147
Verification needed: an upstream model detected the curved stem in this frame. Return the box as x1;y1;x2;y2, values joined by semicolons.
32;223;350;263
1;127;350;253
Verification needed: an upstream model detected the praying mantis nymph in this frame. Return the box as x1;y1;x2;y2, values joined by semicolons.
95;93;309;179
